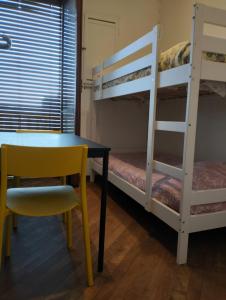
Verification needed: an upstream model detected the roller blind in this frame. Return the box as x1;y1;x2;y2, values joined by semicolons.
0;0;75;132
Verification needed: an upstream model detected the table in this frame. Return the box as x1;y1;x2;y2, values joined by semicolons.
0;132;110;272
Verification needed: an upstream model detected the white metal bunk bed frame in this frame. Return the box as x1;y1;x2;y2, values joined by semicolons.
92;3;226;264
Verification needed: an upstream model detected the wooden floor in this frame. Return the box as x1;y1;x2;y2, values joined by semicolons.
1;178;226;300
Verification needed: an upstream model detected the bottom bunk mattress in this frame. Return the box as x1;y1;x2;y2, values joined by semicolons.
94;153;226;215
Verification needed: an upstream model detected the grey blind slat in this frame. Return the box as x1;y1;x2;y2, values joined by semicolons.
0;0;64;132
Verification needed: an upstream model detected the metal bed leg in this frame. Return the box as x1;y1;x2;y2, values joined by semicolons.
98;151;109;272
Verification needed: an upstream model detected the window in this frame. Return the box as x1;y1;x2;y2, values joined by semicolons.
0;0;76;132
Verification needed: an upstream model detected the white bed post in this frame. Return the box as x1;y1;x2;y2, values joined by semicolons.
145;25;160;208
177;3;204;264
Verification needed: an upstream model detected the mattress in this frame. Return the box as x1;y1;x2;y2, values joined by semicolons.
94;153;226;215
96;41;226;98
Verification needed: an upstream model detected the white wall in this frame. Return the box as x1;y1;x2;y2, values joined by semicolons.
195;97;226;161
159;0;193;51
94;98;149;152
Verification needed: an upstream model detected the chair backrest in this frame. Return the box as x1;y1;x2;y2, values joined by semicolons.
16;129;61;133
1;144;88;178
0;144;88;212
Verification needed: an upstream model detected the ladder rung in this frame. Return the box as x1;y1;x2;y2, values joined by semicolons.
155;121;186;133
153;160;183;180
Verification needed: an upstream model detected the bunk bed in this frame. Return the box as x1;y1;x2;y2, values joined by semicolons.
91;3;226;264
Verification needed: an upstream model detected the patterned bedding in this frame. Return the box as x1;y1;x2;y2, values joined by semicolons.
94;153;226;215
95;41;226;98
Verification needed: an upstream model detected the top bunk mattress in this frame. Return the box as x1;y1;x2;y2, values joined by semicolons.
99;41;226;98
94;152;226;215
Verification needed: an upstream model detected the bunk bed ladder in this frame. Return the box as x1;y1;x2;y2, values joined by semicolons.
146;4;203;264
145;25;186;209
176;3;203;264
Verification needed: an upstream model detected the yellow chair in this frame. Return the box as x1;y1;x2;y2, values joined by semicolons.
0;144;93;286
14;129;66;227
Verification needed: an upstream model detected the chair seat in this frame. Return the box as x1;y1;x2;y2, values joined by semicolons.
7;185;80;217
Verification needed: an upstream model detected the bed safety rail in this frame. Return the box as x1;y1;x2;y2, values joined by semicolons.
196;4;226;81
92;25;159;100
191;188;226;205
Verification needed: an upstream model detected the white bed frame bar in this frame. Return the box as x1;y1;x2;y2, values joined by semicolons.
92;3;226;264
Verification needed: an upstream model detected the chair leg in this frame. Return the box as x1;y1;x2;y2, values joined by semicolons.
66;210;72;250
0;215;5;270
81;207;94;286
6;215;12;257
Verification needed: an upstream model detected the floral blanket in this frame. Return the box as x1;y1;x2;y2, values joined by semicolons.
159;40;226;70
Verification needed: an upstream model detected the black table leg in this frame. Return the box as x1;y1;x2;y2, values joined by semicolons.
98;151;109;272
